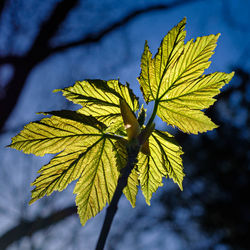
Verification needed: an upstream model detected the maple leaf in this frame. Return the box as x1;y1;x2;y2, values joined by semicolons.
9;102;138;225
55;79;139;128
138;130;183;205
138;17;234;134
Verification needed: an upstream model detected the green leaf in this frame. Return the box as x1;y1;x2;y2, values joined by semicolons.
138;18;186;103
9;110;136;225
113;139;139;207
138;130;184;205
55;79;139;127
73;136;120;226
8;110;105;156
157;72;234;133
138;18;234;134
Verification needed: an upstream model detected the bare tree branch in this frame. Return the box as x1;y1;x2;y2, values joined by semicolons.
0;205;77;250
0;0;79;132
0;55;20;65
27;0;79;59
49;0;200;54
0;0;7;17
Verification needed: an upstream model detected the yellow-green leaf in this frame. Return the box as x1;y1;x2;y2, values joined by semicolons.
9;110;136;225
113;139;139;207
157;72;234;134
138;130;184;205
29;139;100;204
138;18;234;134
73;137;120;226
8;110;104;156
138;18;186;103
159;34;221;97
55;79;139;127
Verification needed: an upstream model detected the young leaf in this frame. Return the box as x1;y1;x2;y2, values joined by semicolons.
55;79;139;127
138;130;183;205
138;18;186;103
138;18;234;134
120;99;150;155
120;99;140;141
114;139;139;207
9;110;136;224
8;110;105;156
157;72;234;133
73;136;120;226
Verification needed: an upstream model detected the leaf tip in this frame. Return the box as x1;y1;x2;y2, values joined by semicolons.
181;16;187;24
53;88;61;93
216;33;221;37
229;71;235;79
178;182;183;191
29;198;36;205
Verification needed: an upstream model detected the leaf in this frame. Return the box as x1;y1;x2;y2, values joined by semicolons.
114;139;139;207
9;110;136;225
138;18;186;103
8;110;105;156
73;136;120;226
138;18;234;134
55;79;139;127
138;130;184;205
157;72;234;134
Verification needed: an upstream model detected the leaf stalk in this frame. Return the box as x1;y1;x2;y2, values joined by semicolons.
146;99;159;129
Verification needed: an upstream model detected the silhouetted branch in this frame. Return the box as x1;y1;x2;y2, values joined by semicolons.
49;0;200;54
0;0;7;17
0;205;77;250
0;0;79;132
27;0;79;59
0;55;20;65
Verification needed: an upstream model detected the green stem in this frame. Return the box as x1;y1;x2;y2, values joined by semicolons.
146;99;159;129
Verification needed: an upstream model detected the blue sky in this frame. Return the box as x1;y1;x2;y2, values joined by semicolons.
1;0;250;249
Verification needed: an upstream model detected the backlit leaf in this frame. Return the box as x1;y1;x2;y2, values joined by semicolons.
55;79;139;127
9;110;136;225
138;130;183;205
8;110;105;157
138;18;186;103
73;136;120;226
138;18;234;134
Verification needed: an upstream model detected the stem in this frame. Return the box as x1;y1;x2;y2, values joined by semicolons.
146;99;159;129
95;141;140;250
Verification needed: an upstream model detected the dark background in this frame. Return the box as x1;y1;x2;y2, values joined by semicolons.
0;0;249;249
